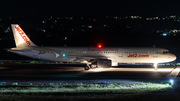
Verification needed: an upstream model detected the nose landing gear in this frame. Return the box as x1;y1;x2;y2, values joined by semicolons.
153;63;158;70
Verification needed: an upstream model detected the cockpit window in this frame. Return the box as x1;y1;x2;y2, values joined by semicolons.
163;51;170;54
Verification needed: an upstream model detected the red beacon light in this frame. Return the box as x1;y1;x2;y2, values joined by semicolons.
98;44;102;49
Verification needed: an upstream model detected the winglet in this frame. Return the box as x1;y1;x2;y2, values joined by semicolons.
11;24;36;47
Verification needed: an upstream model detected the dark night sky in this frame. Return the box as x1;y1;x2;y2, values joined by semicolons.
1;0;180;60
0;0;179;17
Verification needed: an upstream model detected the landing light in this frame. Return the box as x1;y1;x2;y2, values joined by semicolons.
170;79;174;84
170;79;174;87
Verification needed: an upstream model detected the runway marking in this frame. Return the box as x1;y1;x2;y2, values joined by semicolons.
166;66;180;78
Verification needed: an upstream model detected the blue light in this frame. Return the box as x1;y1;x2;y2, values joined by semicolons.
104;81;107;84
170;79;174;83
62;54;66;57
162;33;167;36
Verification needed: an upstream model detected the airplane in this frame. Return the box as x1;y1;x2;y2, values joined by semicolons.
8;24;177;70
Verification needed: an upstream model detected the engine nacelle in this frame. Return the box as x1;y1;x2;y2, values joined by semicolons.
91;59;111;68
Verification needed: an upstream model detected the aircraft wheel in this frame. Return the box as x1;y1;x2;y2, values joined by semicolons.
84;66;89;70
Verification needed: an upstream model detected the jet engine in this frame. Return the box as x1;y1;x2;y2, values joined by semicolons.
91;59;111;68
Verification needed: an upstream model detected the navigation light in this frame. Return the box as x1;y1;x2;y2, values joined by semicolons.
63;53;66;57
98;44;102;48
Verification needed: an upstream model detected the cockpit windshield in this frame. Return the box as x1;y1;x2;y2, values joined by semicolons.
163;51;170;54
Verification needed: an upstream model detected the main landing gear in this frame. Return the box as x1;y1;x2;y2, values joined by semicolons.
84;65;90;70
83;60;111;70
84;61;97;70
84;64;98;70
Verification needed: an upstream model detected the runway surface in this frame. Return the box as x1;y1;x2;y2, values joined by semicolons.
0;64;179;84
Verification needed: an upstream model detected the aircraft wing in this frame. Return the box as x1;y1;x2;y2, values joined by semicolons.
10;46;108;63
66;55;108;62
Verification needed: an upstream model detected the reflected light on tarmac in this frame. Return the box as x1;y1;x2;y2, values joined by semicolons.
173;68;180;71
87;68;174;72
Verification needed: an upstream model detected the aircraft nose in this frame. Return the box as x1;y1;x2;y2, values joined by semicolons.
169;54;176;61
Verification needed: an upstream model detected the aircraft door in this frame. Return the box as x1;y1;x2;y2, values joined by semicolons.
153;49;158;57
118;49;123;57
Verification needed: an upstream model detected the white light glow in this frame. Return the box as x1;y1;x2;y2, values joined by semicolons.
87;68;174;72
170;79;173;83
162;33;167;36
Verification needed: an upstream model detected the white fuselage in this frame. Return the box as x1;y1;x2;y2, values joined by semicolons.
9;47;177;66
